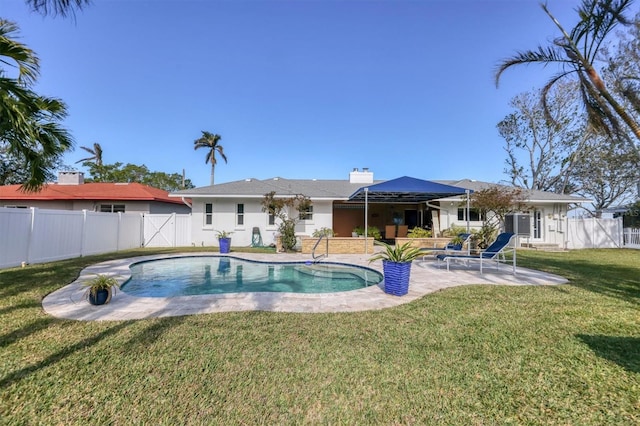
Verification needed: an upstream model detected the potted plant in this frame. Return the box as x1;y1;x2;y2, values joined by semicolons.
83;274;120;305
216;230;233;253
369;241;422;296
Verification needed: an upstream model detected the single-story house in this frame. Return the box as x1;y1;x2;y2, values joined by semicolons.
0;171;191;214
600;202;640;228
170;168;588;249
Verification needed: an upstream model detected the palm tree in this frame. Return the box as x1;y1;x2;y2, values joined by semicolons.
75;142;103;166
194;131;227;186
25;0;91;18
495;0;640;161
0;19;73;192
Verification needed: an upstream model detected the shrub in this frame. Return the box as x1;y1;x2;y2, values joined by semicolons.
407;227;432;238
312;228;334;238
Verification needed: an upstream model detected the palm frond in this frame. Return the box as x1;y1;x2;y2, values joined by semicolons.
495;46;569;87
25;0;91;18
0;20;40;85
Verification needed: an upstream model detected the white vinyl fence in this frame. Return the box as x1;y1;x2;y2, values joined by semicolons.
624;228;640;248
566;217;624;249
143;213;192;247
0;208;196;268
0;208;143;269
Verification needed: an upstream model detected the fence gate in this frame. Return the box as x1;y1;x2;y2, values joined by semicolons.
143;213;192;247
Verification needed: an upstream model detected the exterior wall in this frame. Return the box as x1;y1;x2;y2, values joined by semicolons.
0;200;75;209
188;196;578;249
438;202;569;246
148;201;191;214
191;198;334;248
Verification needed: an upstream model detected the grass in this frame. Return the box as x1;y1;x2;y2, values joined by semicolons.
1;248;639;424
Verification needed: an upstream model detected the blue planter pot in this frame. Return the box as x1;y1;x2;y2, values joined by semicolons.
219;238;231;254
88;289;110;305
382;260;412;296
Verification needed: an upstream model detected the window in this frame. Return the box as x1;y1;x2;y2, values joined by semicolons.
457;208;483;222
205;203;213;226
99;204;125;213
299;205;313;221
236;203;244;226
268;213;276;226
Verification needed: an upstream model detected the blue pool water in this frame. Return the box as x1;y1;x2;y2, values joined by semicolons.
122;256;383;297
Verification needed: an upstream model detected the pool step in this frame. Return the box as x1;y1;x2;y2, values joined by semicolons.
294;265;369;281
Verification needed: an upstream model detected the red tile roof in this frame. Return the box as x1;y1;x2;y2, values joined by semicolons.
0;182;185;204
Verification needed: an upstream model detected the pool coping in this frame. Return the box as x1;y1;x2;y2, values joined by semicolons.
42;252;569;321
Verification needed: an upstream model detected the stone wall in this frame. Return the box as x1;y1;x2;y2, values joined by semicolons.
301;237;375;254
395;237;455;249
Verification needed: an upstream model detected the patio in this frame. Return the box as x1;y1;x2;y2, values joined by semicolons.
42;252;568;321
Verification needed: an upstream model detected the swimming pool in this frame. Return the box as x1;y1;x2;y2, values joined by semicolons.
122;256;383;297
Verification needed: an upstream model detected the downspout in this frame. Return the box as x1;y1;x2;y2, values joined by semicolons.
181;197;192;209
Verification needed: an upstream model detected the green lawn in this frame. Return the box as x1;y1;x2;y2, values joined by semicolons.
1;248;638;424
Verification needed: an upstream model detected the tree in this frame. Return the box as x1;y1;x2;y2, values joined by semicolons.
498;82;585;193
0;19;73;191
75;142;102;166
471;186;526;248
85;162;195;192
261;191;311;251
25;0;91;18
570;135;640;211
193;131;227;186
495;0;640;161
0;142;64;185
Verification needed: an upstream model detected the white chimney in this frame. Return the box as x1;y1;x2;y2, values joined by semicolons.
349;168;373;184
57;171;85;185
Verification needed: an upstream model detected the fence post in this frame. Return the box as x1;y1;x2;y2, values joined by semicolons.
80;210;87;257
26;207;37;264
116;212;122;252
140;213;145;247
172;212;177;247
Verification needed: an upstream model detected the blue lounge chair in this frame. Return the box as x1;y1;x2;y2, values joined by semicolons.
420;233;471;260
436;232;516;274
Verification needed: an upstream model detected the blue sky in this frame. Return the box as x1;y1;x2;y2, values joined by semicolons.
4;0;610;187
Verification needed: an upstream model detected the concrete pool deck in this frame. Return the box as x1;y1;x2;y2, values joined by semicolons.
42;252;568;321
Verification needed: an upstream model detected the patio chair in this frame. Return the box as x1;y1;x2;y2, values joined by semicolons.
436;232;516;274
385;225;396;240
420;233;471;260
397;225;408;238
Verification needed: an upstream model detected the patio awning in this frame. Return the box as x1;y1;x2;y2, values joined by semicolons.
349;176;470;203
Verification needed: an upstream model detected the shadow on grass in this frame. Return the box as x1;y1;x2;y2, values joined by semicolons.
0;321;130;388
518;253;640;305
0;300;41;316
577;334;640;373
123;315;186;351
0;317;63;348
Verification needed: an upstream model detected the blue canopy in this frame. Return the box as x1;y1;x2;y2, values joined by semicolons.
349;176;470;203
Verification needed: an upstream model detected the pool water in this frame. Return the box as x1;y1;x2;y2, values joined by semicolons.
122;256;383;297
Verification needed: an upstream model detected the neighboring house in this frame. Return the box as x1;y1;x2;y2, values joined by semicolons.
170;168;588;249
0;171;191;214
600;202;640;228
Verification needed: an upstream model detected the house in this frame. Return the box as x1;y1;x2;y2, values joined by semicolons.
170;168;588;249
600;202;640;228
0;171;191;214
